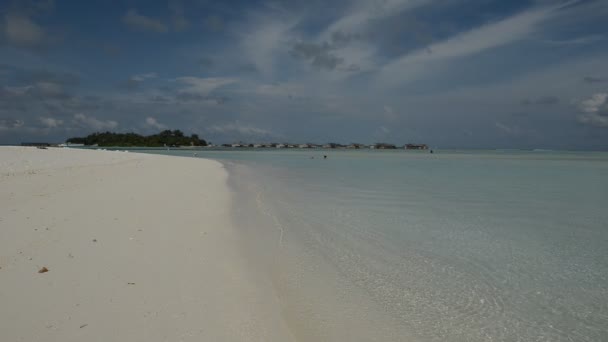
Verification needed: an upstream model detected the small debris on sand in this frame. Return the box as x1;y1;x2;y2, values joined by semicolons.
80;324;88;329
127;282;135;285
92;239;97;242
38;267;49;273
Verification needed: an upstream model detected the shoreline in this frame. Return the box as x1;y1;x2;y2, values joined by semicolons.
225;161;416;342
0;147;295;341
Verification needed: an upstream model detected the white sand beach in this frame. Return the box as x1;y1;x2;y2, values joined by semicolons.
0;147;294;342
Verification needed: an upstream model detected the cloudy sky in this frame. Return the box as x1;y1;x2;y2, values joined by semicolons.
1;0;607;149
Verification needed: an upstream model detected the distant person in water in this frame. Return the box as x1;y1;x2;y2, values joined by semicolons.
324;155;327;159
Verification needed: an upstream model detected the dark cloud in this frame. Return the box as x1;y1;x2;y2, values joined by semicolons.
0;118;25;129
197;56;214;68
583;76;607;84
0;83;124;142
330;31;362;46
0;79;102;129
204;15;224;32
175;92;202;101
150;95;171;103
172;16;189;31
2;14;46;49
342;64;360;72
169;0;190;31
290;42;344;70
0;86;16;99
1;0;60;50
510;111;531;118
289;29;365;71
1;82;71;101
366;12;436;57
0;87;28;111
521;96;559;106
80;95;102;105
99;43;122;57
28;82;71;100
157;85;173;93
118;73;157;90
236;63;258;73
122;9;168;33
5;0;55;15
119;79;141;90
287;93;311;102
62;96;106;112
14;68;80;86
175;92;227;104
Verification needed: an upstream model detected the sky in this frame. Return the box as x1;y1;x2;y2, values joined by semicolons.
0;0;607;149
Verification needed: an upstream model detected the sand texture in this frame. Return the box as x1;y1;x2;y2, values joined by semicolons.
0;147;294;342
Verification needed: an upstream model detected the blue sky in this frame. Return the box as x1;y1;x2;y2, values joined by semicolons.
1;0;607;149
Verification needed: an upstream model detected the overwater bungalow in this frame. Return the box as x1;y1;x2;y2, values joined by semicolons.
375;143;397;149
405;144;429;150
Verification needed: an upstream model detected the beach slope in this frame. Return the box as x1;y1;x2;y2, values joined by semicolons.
0;147;293;342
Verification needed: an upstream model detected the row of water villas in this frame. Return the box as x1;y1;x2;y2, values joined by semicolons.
221;143;429;150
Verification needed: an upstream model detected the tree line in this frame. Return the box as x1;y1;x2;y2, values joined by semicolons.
66;130;207;147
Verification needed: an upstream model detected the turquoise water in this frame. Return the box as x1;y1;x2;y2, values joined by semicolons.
148;149;608;341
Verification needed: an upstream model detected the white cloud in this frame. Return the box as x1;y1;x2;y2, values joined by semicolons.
578;113;608;127
1;85;29;97
543;34;605;46
131;72;157;82
2;82;68;99
123;9;168;33
73;113;118;130
579;93;607;113
145;116;167;130
32;81;65;97
238;14;298;77
377;3;572;86
39;117;63;128
372;125;392;141
207;121;273;137
495;122;522;135
383;105;397;121
4;14;45;46
174;76;235;95
0;118;25;131
578;93;608;127
254;82;303;97
321;0;429;41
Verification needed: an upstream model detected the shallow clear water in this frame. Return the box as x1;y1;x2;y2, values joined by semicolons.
146;149;608;341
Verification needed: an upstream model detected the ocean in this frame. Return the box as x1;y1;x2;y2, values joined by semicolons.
148;148;608;341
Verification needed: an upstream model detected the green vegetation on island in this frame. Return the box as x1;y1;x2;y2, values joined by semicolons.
66;130;207;147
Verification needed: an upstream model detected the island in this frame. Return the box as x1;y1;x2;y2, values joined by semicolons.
64;131;431;151
66;130;207;147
